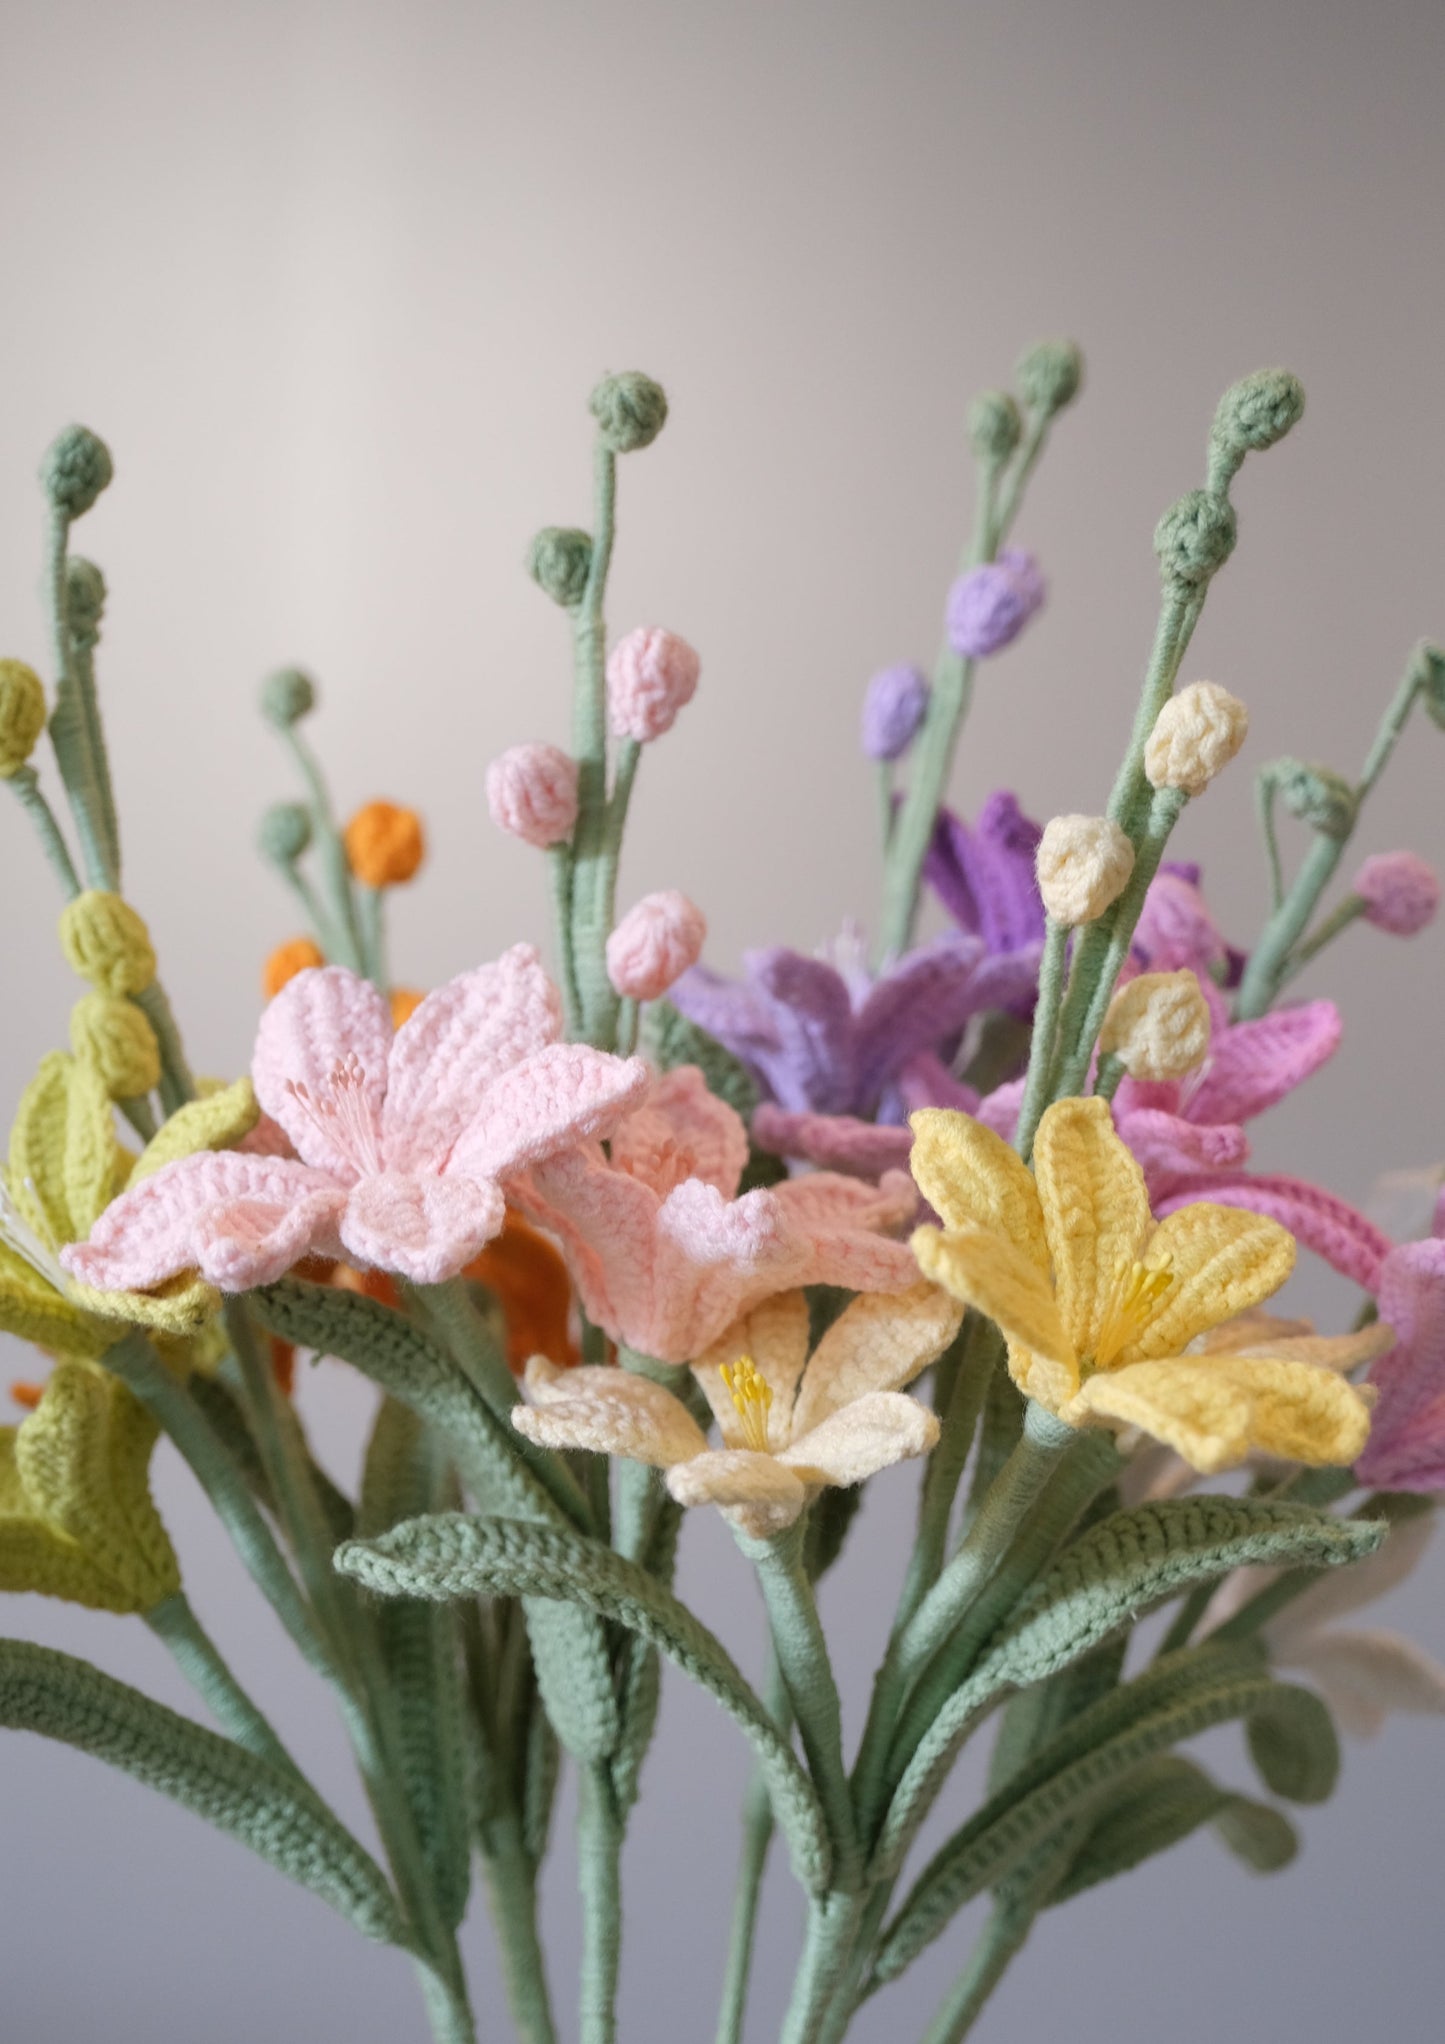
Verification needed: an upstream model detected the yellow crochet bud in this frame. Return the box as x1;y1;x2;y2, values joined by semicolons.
70;993;162;1099
1100;970;1212;1082
1145;682;1249;798
58;891;157;996
0;659;47;777
1035;815;1135;926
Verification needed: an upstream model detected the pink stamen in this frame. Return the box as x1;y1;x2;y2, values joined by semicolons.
284;1053;384;1176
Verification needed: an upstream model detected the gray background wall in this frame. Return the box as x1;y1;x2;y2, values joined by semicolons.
1;1;1443;2037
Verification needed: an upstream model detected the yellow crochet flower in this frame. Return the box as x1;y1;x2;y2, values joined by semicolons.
909;1096;1373;1474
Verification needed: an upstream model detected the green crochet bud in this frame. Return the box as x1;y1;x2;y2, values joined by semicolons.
590;371;669;453
528;525;594;607
65;558;107;648
1411;641;1445;732
70;993;163;1099
1208;369;1305;490
260;666;317;729
40;424;114;520
1155;490;1237;591
58;890;157;996
257;800;313;866
0;659;47;778
1272;757;1359;840
968;390;1023;465
1016;339;1084;416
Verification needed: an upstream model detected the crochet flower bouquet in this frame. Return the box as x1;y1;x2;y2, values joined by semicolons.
3;349;1445;2044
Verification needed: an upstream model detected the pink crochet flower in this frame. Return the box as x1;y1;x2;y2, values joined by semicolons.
1356;1237;1445;1489
1353;850;1441;937
606;627;700;743
63;949;650;1290
606;891;707;1001
486;744;580;848
509;1065;919;1362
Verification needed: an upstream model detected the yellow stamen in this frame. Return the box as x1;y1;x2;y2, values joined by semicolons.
1090;1255;1175;1371
719;1353;773;1454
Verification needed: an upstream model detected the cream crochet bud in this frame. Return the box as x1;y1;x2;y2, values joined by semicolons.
1144;682;1249;797
1035;815;1135;926
1100;970;1212;1082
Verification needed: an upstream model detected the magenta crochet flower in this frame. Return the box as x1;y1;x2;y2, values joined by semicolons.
1355;1238;1445;1490
63;949;650;1290
509;1065;919;1363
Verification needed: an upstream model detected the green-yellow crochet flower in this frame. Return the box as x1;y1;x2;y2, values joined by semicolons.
0;1051;255;1363
910;1095;1373;1474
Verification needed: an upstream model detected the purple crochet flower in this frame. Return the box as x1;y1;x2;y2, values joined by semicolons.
1356;1237;1445;1490
924;792;1046;968
669;929;1040;1122
946;550;1046;659
861;665;930;761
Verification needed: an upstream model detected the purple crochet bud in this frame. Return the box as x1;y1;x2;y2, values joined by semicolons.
945;550;1046;660
861;664;930;760
1354;851;1441;936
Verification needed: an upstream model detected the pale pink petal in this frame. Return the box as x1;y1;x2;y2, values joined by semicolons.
236;1109;296;1158
515;1357;708;1466
192;1190;348;1288
1161;1172;1391;1291
751;1105;912;1183
1187;1000;1342;1127
61;1151;343;1292
608;1066;749;1198
253;967;392;1176
449;1045;652;1180
1116;1107;1250;1192
645;1181;802;1360
512;1146;664;1346
339;1172;505;1284
381;947;562;1171
769;1170;920;1293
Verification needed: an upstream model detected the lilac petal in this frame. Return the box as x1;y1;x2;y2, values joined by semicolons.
1188;1001;1342;1127
253;966;392;1177
964;942;1046;1018
894;1052;978;1115
744;950;857;1114
667;966;782;1070
853;937;985;1109
923;809;982;933
449;1044;651;1180
1159;1172;1392;1290
339;1172;506;1285
752;1105;913;1182
967;792;1046;953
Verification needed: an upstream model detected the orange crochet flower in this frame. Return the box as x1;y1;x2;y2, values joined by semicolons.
466;1212;578;1372
345;802;426;887
264;937;325;999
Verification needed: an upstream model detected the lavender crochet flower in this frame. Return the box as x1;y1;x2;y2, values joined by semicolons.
946;550;1045;659
924;792;1046;970
861;665;930;761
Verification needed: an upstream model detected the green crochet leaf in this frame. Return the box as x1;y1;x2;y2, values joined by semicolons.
0;1638;404;1944
1049;1754;1297;1905
126;1076;259;1187
335;1512;835;1894
642;1003;759;1119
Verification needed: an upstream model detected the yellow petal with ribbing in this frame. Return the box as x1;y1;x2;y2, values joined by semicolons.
908;1110;1048;1268
1068;1351;1371;1474
1127;1205;1297;1363
912;1222;1073;1368
1032;1097;1152;1360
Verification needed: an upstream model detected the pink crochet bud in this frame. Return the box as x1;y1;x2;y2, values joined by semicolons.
1354;850;1441;936
606;891;707;1001
606;627;700;743
485;743;579;848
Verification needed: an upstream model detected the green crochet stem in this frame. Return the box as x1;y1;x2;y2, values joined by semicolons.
278;855;354;970
578;1758;624;2044
875;760;894;851
1277;894;1366;986
66;592;121;885
1104;592;1196;834
357;883;387;987
779;1890;870;2044
145;1588;300;1778
282;724;365;973
1012;917;1068;1159
131;979;197;1116
44;507;116;891
4;765;82;897
715;1649;790;2044
919;1846;1067;2044
1236;647;1430;1019
569;438;621;1048
548;842;584;1038
893;1317;1000;1631
479;1811;558;2044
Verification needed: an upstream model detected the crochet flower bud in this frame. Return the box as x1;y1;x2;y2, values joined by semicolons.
59;892;157;996
257;801;312;866
606;891;707;1001
861;665;930;761
486;743;580;848
1017;339;1084;415
263;937;325;999
1353;851;1441;936
70;992;162;1098
345;801;426;886
967;390;1022;464
65;559;107;646
0;659;47;777
528;526;593;608
1155;490;1237;590
1274;758;1358;840
946;551;1046;660
1411;640;1445;732
260;667;316;729
590;372;668;453
1144;682;1249;797
1100;969;1212;1082
606;627;700;743
40;424;113;519
1209;369;1305;489
1036;815;1135;926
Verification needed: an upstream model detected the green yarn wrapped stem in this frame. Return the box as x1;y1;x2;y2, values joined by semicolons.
5;764;82;897
548;842;584;1039
568;440;621;1048
578;1759;624;2044
1011;916;1068;1161
479;1809;558;2044
918;1845;1068;2044
282;725;365;973
43;507;117;891
357;883;387;988
715;1650;790;2044
278;855;354;972
893;1317;1000;1632
66;591;122;886
1277;894;1366;987
415;1962;479;2044
1104;592;1196;834
145;1589;301;1779
131;979;197;1115
778;1890;870;2044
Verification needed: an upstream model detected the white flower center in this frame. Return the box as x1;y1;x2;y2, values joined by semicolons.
284;1054;384;1177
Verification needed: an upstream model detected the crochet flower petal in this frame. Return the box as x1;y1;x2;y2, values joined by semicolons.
514;1356;707;1466
768;1170;919;1294
1069;1352;1369;1473
512;1147;662;1351
668;965;782;1068
744;950;856;1114
1356;1240;1445;1487
606;1066;749;1199
781;1390;939;1486
62;1151;344;1293
447;1043;651;1181
339;1172;505;1285
894;1052;979;1117
751;1105;912;1183
0;1247;110;1360
908;1107;1047;1262
693;1290;812;1447
1115;1107;1250;1189
1278;1630;1445;1737
253;967;392;1176
382;947;561;1171
912;1222;1072;1367
665;1448;807;1536
1187;1000;1342;1127
790;1282;963;1440
1129;1204;1297;1361
1033;1097;1152;1359
1159;1173;1390;1291
852;937;984;1109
